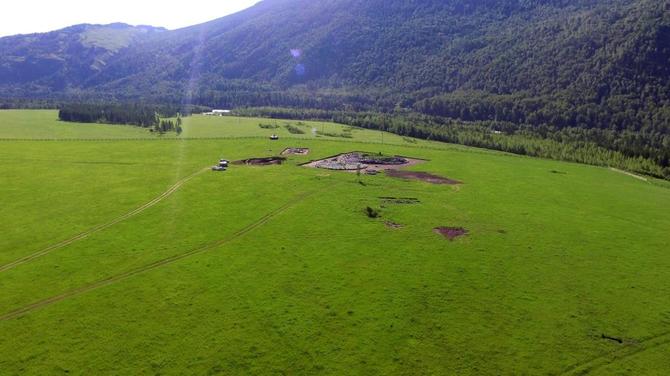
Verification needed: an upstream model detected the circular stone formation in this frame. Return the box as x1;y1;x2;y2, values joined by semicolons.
313;152;408;170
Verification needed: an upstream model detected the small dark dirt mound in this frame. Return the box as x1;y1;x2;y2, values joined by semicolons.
234;157;286;166
434;227;468;240
386;170;461;185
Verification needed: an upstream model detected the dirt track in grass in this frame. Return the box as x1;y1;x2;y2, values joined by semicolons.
0;167;210;273
0;187;324;321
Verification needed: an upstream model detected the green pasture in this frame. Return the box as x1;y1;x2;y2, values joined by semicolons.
0;110;669;375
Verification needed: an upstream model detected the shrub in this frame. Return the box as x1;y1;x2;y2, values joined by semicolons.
365;206;380;218
285;124;305;134
316;130;353;138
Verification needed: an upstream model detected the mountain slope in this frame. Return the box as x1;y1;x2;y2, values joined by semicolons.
0;0;668;125
0;23;165;92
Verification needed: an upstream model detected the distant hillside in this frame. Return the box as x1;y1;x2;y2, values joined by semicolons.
0;23;165;93
0;1;667;113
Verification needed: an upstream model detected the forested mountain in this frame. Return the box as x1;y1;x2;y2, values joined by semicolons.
2;0;668;105
1;0;669;176
0;23;165;95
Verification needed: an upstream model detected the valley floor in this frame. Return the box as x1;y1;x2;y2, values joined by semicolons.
1;111;669;375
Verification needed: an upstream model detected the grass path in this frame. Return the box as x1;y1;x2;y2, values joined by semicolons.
0;166;210;273
0;186;323;321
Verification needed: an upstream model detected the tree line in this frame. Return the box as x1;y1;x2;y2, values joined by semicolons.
57;104;184;134
236;107;670;180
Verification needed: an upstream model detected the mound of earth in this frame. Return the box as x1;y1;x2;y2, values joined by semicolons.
386;170;461;185
434;227;468;240
281;148;310;155
234;157;286;166
304;152;423;172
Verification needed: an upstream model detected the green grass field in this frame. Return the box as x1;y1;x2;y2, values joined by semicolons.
1;110;669;375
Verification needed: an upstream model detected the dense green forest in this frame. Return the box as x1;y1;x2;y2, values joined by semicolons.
57;104;183;134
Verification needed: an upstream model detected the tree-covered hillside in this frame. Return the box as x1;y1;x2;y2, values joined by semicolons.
0;23;165;93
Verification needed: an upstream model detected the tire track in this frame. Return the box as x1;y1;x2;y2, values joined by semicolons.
560;331;670;375
0;187;320;321
0;167;209;273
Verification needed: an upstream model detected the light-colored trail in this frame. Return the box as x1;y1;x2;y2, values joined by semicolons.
609;167;649;182
0;188;319;321
0;167;209;273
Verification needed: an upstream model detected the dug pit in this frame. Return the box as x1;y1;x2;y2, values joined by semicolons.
304;152;424;172
234;157;286;166
434;227;468;240
282;148;310;156
386;170;461;185
385;221;405;229
379;197;421;205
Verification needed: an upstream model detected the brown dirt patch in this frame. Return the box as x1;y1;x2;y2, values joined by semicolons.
434;227;468;240
281;148;310;156
386;170;461;185
234;157;286;166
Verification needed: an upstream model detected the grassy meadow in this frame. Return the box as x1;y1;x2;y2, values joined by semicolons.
0;110;669;375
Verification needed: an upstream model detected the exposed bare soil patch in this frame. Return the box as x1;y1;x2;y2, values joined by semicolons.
304;152;424;172
387;170;461;185
281;148;310;156
385;221;405;229
434;227;468;240
235;157;286;166
379;197;421;205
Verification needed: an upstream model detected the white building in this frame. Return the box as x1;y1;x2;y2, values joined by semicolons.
204;109;231;116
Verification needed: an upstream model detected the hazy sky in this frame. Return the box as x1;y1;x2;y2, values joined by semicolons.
0;0;261;37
